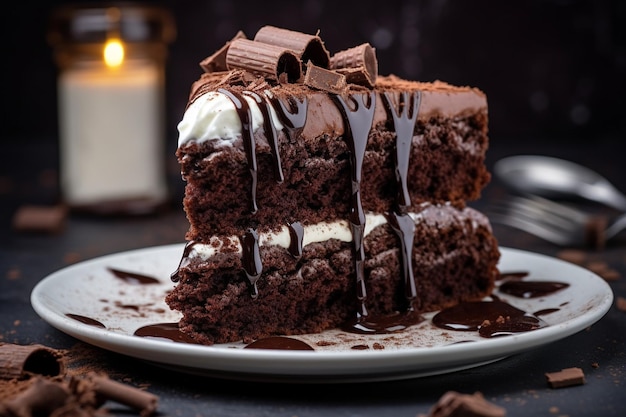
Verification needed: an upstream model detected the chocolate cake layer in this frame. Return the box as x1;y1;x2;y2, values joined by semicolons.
166;204;500;345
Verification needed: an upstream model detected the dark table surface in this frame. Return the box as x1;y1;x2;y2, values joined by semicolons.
1;138;625;416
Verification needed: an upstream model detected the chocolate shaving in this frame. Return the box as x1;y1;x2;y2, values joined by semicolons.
330;43;378;87
545;367;586;388
424;391;506;417
303;61;347;94
226;38;302;83
0;343;66;380
199;30;247;73
254;25;330;69
86;372;158;417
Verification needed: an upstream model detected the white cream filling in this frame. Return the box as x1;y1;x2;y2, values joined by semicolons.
177;91;284;147
189;216;379;261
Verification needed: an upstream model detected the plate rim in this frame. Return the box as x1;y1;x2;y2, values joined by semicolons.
30;244;614;381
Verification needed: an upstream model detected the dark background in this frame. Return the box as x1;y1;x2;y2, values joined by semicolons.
2;0;625;208
5;0;626;142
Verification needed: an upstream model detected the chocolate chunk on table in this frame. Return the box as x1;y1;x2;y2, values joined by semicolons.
545;367;586;388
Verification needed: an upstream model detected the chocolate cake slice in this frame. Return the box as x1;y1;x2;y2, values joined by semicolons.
166;26;500;345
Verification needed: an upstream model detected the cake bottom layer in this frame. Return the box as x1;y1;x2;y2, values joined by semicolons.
166;204;501;345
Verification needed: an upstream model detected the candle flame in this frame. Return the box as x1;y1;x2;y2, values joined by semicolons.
103;39;125;68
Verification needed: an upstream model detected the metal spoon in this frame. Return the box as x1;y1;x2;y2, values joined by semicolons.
493;155;626;211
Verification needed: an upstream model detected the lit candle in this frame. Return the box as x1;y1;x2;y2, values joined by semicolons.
49;4;175;214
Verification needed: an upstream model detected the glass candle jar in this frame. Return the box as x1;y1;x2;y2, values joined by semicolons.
48;3;175;215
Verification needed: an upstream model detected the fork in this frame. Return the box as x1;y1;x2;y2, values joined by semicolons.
487;195;626;247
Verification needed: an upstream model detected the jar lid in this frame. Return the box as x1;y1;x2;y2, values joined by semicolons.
48;2;176;46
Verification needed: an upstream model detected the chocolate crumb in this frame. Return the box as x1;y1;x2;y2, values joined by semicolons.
12;205;67;234
424;391;506;417
556;249;587;265
545;367;586;388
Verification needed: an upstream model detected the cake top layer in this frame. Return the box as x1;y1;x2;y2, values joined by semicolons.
178;26;487;147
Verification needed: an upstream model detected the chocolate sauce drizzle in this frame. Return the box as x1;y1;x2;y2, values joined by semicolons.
66;314;106;328
107;267;160;285
240;228;263;297
134;322;201;344
170;240;195;283
382;91;421;209
382;91;421;312
431;296;546;338
270;95;308;136
287;221;304;257
332;92;376;325
244;91;284;182
498;280;569;298
218;88;259;213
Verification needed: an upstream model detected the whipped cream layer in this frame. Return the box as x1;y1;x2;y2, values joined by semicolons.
188;203;490;261
177;91;284;147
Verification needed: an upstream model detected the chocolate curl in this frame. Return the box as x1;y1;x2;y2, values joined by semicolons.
330;43;378;88
199;30;247;73
226;38;302;83
303;61;347;94
427;391;506;417
86;372;158;417
0;343;66;380
1;376;70;417
254;25;330;69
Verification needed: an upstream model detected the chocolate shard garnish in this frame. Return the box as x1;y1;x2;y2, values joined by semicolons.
545;367;586;388
199;30;247;73
426;391;506;417
303;61;347;94
330;43;378;87
226;38;302;83
254;25;330;69
0;343;66;380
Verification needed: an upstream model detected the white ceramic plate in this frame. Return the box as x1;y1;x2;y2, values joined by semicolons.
31;244;613;383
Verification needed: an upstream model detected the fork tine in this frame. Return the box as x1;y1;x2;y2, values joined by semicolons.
487;208;577;246
487;211;579;246
514;195;588;223
507;196;582;231
487;196;587;246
